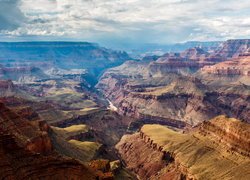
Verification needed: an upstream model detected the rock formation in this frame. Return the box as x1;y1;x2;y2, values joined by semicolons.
0;99;100;179
97;59;250;126
116;116;250;180
0;66;49;84
0;101;52;153
1;39;250;179
212;39;250;58
0;42;130;78
0;133;96;180
201;56;250;76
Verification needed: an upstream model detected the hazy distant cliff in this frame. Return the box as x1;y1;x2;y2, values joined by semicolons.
0;42;130;77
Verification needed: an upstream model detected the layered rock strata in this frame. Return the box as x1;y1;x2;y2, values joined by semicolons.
116;116;250;180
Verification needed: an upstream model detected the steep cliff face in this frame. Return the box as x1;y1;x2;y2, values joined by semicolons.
0;134;96;180
97;66;250;126
0;97;124;179
180;47;209;60
0;66;48;83
200;56;250;76
199;115;250;156
116;116;250;180
0;99;101;179
98;44;250;126
150;56;218;77
213;39;250;58
0;101;52;153
116;133;169;179
0;42;130;77
0;80;16;96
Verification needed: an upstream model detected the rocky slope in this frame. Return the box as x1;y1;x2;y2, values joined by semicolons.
0;66;49;84
97;57;250;126
212;39;250;58
0;99;100;179
199;115;250;156
1;39;250;179
200;56;250;76
0;77;135;178
0;80;16;96
0;100;52;153
145;39;250;77
180;47;209;60
97;41;250;126
149;52;222;77
0;133;97;180
116;116;250;180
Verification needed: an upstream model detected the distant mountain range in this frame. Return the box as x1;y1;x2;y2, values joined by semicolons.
116;41;223;58
0;41;130;77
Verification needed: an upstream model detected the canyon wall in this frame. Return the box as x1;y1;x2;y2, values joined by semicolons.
116;116;250;180
0;133;96;180
98;70;250;126
200;56;250;76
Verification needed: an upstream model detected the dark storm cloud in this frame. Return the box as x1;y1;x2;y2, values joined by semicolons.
0;0;26;30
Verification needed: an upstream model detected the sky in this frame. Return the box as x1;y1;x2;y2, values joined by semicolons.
0;0;250;46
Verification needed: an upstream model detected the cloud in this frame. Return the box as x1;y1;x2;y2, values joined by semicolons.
1;0;250;44
0;0;26;30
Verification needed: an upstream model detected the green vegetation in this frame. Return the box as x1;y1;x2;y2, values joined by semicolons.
51;124;89;138
68;140;101;160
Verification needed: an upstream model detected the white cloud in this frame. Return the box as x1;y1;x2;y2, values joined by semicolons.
1;0;250;43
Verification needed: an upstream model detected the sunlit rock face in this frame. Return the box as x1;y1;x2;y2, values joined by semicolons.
0;99;98;179
116;116;250;180
200;56;250;76
97;40;250;127
212;39;250;59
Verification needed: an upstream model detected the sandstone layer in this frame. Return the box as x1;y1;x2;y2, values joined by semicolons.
0;133;96;180
97;59;250;125
201;56;250;76
0;99;100;179
116;116;250;180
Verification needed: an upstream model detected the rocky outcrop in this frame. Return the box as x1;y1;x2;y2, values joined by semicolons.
143;39;250;77
98;70;250;126
0;101;53;153
201;56;250;76
151;56;216;77
116;130;194;180
0;66;49;83
0;80;16;96
98;45;250;126
116;133;173;180
148;60;205;76
212;39;250;58
116;116;250;180
148;47;226;76
0;97;122;179
199;115;250;156
0;133;96;180
180;47;209;60
0;99;101;179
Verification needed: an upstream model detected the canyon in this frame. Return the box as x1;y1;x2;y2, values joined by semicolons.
0;39;249;179
116;116;250;180
97;40;250;126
